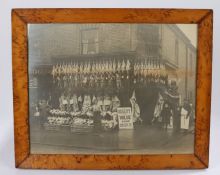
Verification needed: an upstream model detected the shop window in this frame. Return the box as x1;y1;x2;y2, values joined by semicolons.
190;53;193;73
188;91;193;102
145;44;158;57
81;29;99;55
175;39;179;64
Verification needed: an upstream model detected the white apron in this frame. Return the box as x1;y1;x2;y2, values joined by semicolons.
181;108;189;129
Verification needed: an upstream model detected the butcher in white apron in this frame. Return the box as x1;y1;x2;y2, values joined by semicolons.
180;107;189;130
70;94;79;113
112;95;120;112
130;90;142;123
103;95;112;112
59;94;65;111
62;96;68;111
82;95;92;116
152;93;164;124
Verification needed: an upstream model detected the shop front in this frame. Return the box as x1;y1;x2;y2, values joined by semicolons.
29;53;174;134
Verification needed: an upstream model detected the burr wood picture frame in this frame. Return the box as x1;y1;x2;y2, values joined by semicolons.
12;8;213;169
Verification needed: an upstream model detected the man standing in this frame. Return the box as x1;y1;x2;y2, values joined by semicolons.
161;101;172;130
165;80;180;131
180;99;191;132
173;104;181;133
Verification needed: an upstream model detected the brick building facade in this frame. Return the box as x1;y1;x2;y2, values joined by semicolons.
29;24;197;104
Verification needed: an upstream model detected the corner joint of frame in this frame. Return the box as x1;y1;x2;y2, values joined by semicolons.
11;9;27;24
198;10;213;24
194;153;209;168
15;154;30;169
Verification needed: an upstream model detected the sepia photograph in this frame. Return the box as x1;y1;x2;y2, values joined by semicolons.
28;23;197;155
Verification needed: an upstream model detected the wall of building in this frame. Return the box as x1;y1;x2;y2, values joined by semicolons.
29;24;197;104
160;24;197;104
29;24;136;66
28;24;81;66
161;25;179;65
28;24;163;66
187;47;197;104
99;24;134;54
135;24;160;59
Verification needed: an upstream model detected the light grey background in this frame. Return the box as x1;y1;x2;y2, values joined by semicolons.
0;0;219;174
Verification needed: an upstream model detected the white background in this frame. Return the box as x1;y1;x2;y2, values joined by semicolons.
0;0;219;174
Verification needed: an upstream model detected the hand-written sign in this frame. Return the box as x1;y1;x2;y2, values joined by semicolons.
29;77;38;88
117;107;133;129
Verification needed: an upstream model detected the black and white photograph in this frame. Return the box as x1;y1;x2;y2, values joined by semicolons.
28;24;197;154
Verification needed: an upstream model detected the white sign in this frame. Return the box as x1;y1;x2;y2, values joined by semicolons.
117;107;133;129
29;77;38;88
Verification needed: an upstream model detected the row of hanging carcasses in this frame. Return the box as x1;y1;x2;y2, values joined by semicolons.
29;58;169;96
48;58;168;92
50;59;167;78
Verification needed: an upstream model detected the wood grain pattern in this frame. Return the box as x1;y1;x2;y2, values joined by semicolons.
12;10;30;167
13;8;209;23
19;154;205;169
194;10;213;167
12;8;213;170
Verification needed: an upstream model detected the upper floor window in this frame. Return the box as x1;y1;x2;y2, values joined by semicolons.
190;53;193;72
175;39;179;64
145;44;158;57
81;29;99;55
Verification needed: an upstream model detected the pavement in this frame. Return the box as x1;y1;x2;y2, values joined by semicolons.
30;123;194;154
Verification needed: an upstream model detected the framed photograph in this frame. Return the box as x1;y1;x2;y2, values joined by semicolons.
12;8;213;169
